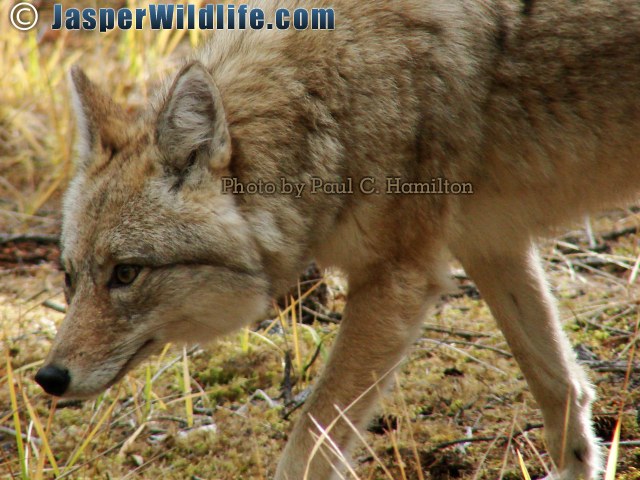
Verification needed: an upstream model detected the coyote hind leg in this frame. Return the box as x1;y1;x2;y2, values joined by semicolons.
452;241;602;480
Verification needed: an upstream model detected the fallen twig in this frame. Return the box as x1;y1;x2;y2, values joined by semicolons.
422;324;492;340
430;423;544;452
420;339;508;375
429;339;512;358
583;361;640;373
43;299;66;313
0;426;42;445
0;233;59;245
303;341;325;376
301;305;340;324
601;226;639;242
280;351;295;407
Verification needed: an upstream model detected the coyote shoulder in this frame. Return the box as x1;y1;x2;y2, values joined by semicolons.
36;1;640;478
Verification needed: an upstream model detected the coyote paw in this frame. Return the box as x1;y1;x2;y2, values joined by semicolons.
542;435;603;480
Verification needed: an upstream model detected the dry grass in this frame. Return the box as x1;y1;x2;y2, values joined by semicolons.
0;0;203;231
2;2;640;479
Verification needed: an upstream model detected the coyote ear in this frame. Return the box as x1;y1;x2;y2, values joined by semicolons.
156;61;231;175
69;66;130;166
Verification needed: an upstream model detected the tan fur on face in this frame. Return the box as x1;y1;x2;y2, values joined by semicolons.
39;1;640;478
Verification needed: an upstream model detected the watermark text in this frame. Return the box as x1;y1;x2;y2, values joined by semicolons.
221;177;474;198
50;3;335;32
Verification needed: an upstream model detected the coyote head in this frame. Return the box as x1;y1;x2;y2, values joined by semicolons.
35;62;271;398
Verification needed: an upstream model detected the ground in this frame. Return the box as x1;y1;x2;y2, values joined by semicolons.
2;2;640;479
3;215;640;479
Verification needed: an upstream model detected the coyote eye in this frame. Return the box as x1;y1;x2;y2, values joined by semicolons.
110;265;141;288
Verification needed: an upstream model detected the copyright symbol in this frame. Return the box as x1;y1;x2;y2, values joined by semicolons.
10;2;38;31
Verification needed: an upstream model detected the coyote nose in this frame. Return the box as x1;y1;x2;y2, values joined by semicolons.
35;365;71;396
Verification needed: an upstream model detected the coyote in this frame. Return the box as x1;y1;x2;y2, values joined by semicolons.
35;0;640;478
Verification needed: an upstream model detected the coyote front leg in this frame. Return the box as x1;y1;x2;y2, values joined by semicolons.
453;242;602;480
274;266;443;480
